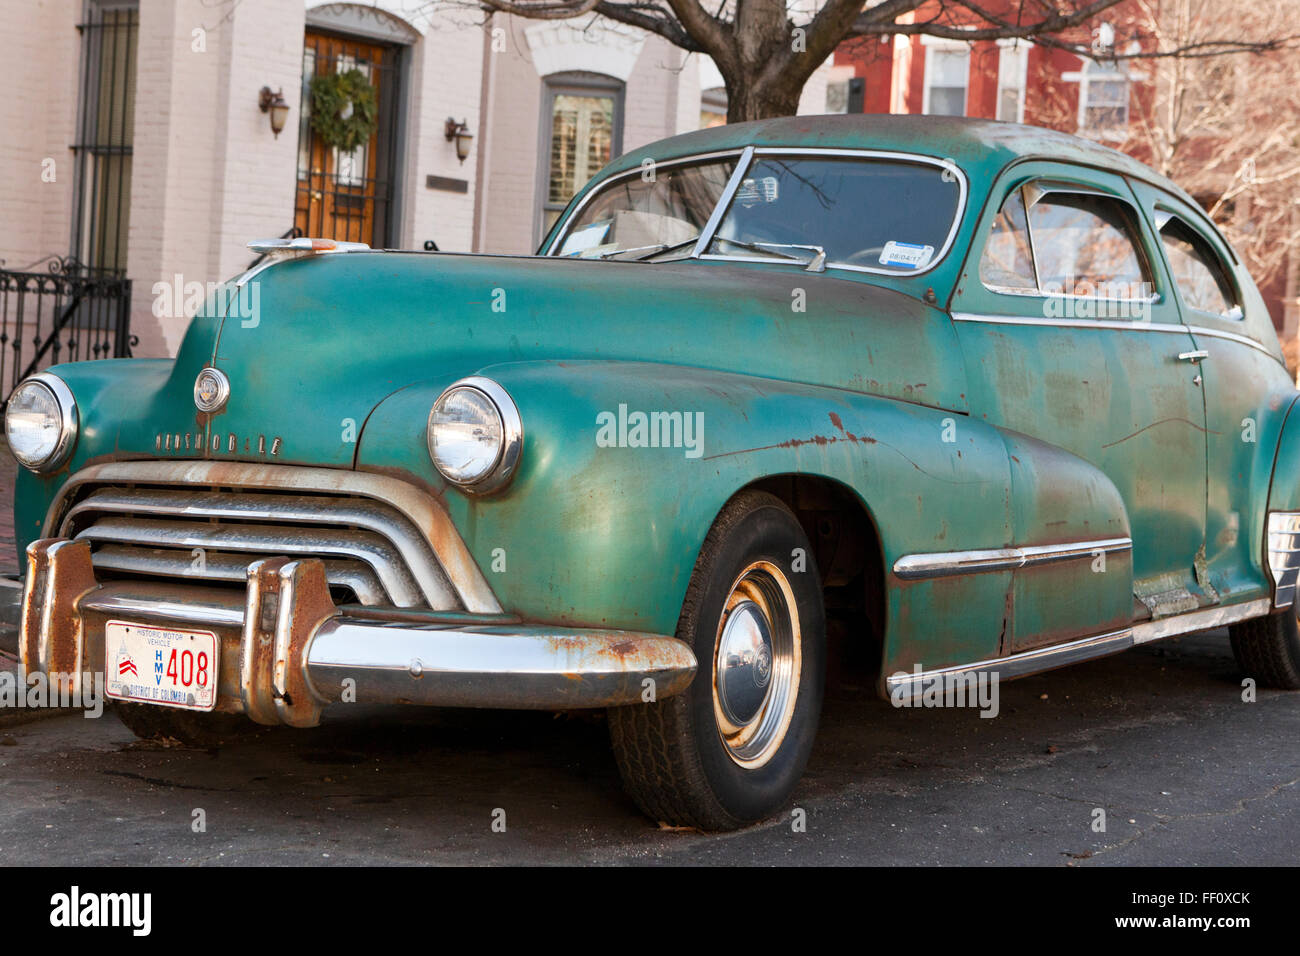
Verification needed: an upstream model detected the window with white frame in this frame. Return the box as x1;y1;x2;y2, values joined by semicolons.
1079;60;1129;134
996;42;1028;123
924;43;969;116
539;73;623;240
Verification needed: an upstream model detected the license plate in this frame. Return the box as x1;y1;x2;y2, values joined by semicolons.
104;620;219;711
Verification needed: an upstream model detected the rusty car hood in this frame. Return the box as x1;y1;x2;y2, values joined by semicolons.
180;250;969;468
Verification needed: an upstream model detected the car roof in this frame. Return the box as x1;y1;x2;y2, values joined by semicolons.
601;114;1193;203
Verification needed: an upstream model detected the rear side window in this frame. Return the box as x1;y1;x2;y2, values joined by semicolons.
1159;216;1239;317
1027;193;1148;296
979;185;1152;300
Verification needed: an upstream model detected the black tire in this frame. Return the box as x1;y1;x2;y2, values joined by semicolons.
1229;608;1300;690
114;702;262;749
608;490;826;831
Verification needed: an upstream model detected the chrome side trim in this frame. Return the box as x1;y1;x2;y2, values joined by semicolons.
885;598;1274;698
950;311;1280;361
1130;598;1272;645
887;628;1134;699
44;461;502;614
1266;511;1300;608
305;619;698;710
893;536;1131;580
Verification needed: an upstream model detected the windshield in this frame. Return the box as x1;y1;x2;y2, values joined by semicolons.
553;158;738;259
549;152;963;273
707;157;962;273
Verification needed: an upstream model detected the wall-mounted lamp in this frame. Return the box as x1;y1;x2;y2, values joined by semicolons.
444;117;474;164
259;86;291;138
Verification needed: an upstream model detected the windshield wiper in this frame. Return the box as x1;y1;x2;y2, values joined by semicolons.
631;237;701;261
714;238;827;272
592;237;700;261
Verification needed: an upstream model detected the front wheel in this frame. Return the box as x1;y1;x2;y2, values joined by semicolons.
1229;607;1300;689
609;490;826;830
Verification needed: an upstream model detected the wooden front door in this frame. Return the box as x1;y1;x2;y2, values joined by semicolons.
294;29;401;246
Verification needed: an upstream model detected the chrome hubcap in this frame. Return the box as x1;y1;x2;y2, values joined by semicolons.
716;600;774;725
712;561;801;769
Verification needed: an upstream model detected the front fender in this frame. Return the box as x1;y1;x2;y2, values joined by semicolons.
12;358;177;557
356;360;1016;668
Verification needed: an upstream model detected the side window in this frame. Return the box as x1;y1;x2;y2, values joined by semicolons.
1027;192;1149;297
1158;216;1239;318
979;187;1036;291
979;185;1152;300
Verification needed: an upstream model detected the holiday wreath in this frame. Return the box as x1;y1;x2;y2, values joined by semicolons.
308;68;377;151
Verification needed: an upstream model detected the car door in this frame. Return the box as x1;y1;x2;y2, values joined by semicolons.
1128;180;1298;603
949;161;1211;652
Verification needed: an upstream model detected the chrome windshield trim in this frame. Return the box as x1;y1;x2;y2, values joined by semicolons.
893;536;1131;580
543;148;748;256
950;312;1280;361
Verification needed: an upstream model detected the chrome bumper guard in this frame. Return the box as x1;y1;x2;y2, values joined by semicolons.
1267;511;1300;609
18;538;697;725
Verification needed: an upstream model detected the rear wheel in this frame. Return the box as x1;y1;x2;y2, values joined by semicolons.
609;490;826;831
115;703;262;748
1229;608;1300;690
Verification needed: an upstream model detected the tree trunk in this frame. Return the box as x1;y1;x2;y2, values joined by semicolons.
724;77;804;123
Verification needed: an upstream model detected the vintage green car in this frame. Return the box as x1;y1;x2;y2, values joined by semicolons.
10;115;1300;831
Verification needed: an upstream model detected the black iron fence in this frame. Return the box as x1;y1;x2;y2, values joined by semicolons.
0;256;134;403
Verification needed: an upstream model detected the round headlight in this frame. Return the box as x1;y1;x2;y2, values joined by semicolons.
427;377;522;493
5;374;77;473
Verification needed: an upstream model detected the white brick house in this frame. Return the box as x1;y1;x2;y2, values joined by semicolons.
0;0;831;360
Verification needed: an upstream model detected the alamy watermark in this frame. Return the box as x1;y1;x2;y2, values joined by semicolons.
596;404;704;459
0;671;104;717
889;665;1000;718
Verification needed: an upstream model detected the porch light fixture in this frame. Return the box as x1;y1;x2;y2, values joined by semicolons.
259;86;291;138
444;117;474;164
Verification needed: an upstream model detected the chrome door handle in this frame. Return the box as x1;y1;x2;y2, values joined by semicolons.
1178;350;1209;363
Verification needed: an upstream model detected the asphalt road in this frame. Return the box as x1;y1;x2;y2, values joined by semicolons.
0;629;1296;866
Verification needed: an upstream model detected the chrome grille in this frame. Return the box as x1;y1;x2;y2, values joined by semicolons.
55;473;473;610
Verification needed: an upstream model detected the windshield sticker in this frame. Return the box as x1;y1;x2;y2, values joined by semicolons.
879;241;934;269
558;221;611;256
735;176;780;207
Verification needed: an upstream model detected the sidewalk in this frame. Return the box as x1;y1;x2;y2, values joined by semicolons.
0;438;20;654
0;436;15;578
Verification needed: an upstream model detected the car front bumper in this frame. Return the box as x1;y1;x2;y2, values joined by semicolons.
18;537;697;725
